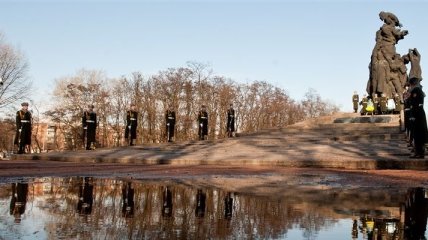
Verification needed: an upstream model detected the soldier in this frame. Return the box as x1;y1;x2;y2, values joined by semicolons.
125;104;138;146
379;93;388;114
352;92;359;113
373;94;380;114
408;78;427;158
82;104;97;150
394;93;403;113
165;106;176;142
198;105;208;140
226;103;235;137
14;102;32;154
359;95;368;115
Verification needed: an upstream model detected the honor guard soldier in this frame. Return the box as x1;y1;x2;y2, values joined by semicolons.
409;78;427;158
359;95;368;115
379;94;388;114
165;106;176;142
82;104;97;150
125;104;138;146
352;92;359;113
226;104;236;137
373;94;379;114
15;102;32;154
198;105;208;140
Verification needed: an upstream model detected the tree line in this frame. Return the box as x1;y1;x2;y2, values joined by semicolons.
44;62;338;149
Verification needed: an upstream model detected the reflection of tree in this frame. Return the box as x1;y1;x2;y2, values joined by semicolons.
9;182;28;223
8;179;416;239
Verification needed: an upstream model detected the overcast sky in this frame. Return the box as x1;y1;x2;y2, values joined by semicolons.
1;0;427;113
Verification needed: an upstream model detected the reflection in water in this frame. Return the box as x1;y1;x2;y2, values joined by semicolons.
404;187;428;240
122;181;135;218
195;189;206;218
77;177;93;215
224;192;233;220
0;178;427;240
9;183;28;223
162;186;172;218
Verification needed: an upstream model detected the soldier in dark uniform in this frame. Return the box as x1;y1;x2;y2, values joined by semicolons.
403;88;413;145
393;93;403;114
379;94;388;114
198;105;208;140
77;177;94;215
10;182;28;223
165;106;176;142
162;186;173;218
226;104;235;137
125;104;138;146
82;105;97;150
408;78;427;158
14;102;32;154
359;95;368;115
122;182;134;218
195;189;206;218
352;92;359;113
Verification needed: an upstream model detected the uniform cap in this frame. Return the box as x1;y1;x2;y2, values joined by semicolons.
21;102;29;106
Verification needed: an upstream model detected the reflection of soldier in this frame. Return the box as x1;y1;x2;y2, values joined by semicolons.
404;188;428;239
14;102;32;154
82;105;97;150
226;104;235;137
224;192;233;220
125;104;138;146
162;186;173;218
10;183;28;223
351;219;358;240
122;182;134;218
198;105;208;140
165;107;176;142
77;177;94;215
195;189;206;218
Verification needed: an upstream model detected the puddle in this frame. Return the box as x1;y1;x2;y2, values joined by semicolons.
0;177;427;239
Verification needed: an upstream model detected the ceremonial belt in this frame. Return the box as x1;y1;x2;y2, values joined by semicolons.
404;108;411;111
168;117;175;119
20;120;30;123
130;118;136;120
419;104;424;107
86;120;95;123
200;117;207;119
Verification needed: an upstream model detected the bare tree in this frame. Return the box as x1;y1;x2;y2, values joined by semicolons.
0;33;31;109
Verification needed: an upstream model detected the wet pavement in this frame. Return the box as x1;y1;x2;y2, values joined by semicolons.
0;177;427;240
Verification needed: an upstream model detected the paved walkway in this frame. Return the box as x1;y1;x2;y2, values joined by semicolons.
10;113;428;170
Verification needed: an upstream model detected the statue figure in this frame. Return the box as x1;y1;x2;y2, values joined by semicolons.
367;11;409;99
408;48;422;82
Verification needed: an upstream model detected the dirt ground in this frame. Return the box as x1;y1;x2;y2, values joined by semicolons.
1;160;427;193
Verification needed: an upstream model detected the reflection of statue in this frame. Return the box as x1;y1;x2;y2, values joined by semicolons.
224;192;233;220
10;183;28;223
195;189;206;218
367;11;409;99
162;186;173;218
404;188;428;239
122;182;134;218
77;177;94;215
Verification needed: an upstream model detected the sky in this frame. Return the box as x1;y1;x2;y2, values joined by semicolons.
1;0;427;114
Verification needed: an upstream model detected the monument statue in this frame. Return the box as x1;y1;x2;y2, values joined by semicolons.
366;11;416;99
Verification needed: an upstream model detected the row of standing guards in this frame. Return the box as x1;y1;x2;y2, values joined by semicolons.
82;104;236;150
352;93;402;115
